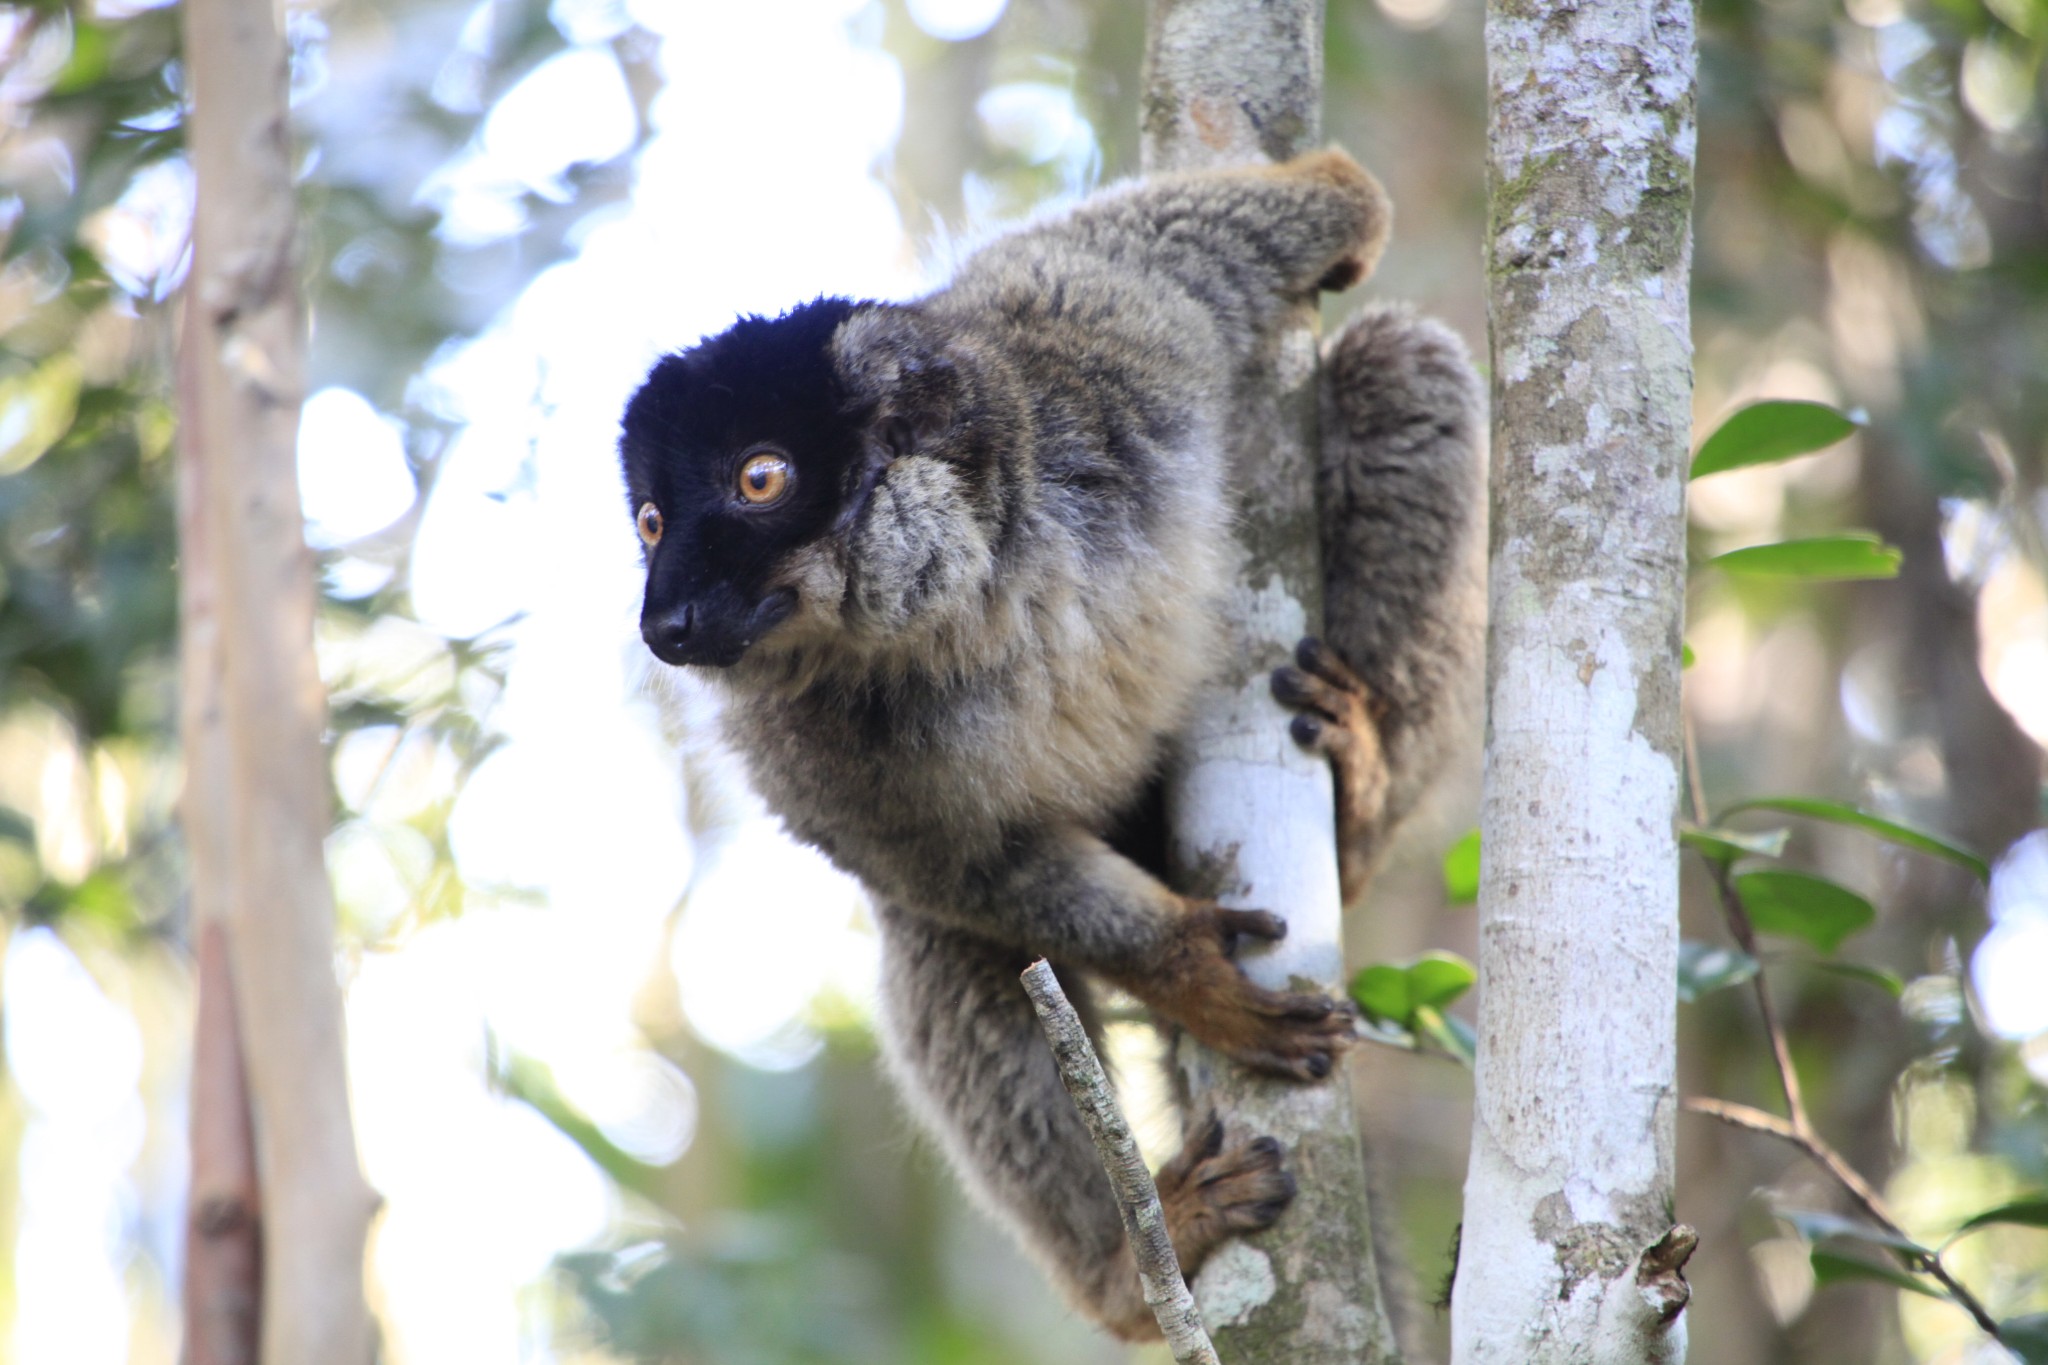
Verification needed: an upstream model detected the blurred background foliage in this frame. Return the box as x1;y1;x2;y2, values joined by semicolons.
0;0;2042;1361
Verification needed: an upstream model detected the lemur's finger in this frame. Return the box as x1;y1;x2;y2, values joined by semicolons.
1294;635;1368;696
1215;907;1287;943
1291;709;1371;767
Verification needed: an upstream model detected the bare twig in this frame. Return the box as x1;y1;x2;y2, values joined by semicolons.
1682;715;2005;1342
1020;960;1220;1365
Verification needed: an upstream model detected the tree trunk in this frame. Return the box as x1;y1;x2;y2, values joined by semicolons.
178;0;375;1360
1450;0;1696;1356
1145;3;1399;1360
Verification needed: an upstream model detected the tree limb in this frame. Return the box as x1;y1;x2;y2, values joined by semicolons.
179;0;376;1358
1022;961;1220;1365
1144;2;1397;1359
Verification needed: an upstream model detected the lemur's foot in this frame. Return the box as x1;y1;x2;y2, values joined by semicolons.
1124;900;1357;1082
1155;1111;1296;1273
1273;636;1391;904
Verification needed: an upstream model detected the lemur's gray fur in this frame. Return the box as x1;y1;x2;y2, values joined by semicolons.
618;149;1485;1340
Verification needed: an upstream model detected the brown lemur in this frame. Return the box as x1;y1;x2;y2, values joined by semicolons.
617;149;1484;1341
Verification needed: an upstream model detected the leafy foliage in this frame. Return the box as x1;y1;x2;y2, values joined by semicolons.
1678;940;1760;1002
1690;400;1863;478
1707;533;1904;581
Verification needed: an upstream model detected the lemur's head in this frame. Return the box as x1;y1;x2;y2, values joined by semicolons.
618;297;1023;671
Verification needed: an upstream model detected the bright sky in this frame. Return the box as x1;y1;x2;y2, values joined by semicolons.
336;3;924;1358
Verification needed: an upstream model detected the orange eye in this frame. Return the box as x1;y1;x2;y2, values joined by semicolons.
636;502;663;546
738;451;791;505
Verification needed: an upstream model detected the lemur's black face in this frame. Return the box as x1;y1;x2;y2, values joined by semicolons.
619;297;882;668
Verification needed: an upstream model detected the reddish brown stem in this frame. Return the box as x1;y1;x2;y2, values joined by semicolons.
183;920;262;1365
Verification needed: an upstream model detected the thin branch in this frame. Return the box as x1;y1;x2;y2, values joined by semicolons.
183;919;262;1365
1682;712;2004;1342
1684;1098;2002;1336
1683;1096;1799;1142
1682;702;1712;830
1020;960;1219;1365
1710;860;1809;1120
1687;714;1808;1118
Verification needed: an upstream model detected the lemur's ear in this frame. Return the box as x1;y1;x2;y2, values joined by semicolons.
888;343;962;449
838;306;962;455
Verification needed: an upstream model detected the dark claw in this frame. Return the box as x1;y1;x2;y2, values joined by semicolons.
1289;713;1324;748
1191;1111;1225;1160
1248;1135;1281;1159
1306;1052;1332;1079
1270;665;1313;708
1280;993;1340;1021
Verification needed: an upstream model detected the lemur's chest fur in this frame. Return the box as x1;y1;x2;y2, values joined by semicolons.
722;545;1220;914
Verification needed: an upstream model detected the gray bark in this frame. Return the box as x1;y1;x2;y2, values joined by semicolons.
178;0;376;1359
1144;3;1399;1360
1449;0;1696;1355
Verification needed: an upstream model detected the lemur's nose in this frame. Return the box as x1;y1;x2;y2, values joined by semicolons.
640;604;695;665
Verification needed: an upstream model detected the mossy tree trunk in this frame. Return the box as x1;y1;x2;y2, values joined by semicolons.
1145;3;1400;1360
1448;0;1697;1355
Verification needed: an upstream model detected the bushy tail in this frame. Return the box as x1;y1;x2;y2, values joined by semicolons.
1317;304;1487;869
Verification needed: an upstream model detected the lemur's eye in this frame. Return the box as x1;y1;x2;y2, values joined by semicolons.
636;502;663;546
738;451;792;505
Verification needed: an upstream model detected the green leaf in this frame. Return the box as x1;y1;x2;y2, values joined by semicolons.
1807;960;1905;998
1737;871;1875;954
1413;1005;1476;1067
1681;641;1696;669
1680;823;1790;866
0;354;83;476
2000;1313;2048;1365
52;22;113;95
1952;1197;2048;1237
1691;401;1861;478
1677;940;1759;1003
1719;797;1988;880
1709;533;1902;581
1408;952;1477;1010
1777;1208;1929;1256
1442;828;1480;904
1810;1249;1950;1301
1350;964;1412;1024
1350;953;1476;1032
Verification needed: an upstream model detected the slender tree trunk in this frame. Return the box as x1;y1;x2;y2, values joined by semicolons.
1145;3;1399;1359
178;0;375;1359
182;921;261;1365
1450;0;1696;1356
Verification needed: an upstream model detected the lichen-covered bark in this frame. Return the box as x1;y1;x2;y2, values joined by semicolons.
179;0;375;1359
1450;0;1695;1356
1144;3;1398;1361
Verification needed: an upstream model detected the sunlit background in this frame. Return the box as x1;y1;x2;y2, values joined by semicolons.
1;0;2045;1360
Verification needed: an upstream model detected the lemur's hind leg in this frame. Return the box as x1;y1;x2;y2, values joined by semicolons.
872;904;1295;1341
1272;637;1390;907
1274;304;1486;904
